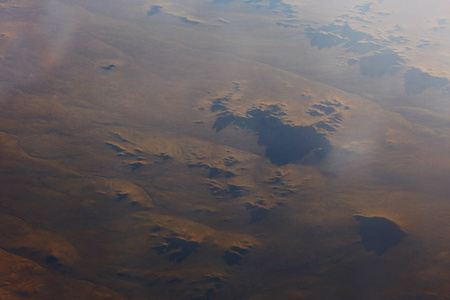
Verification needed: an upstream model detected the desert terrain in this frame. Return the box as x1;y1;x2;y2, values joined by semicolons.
1;0;450;299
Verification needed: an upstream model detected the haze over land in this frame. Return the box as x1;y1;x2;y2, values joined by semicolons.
1;0;450;299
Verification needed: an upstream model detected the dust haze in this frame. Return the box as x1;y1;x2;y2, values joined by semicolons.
1;0;450;299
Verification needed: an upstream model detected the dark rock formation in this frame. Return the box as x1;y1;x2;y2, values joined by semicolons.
152;238;200;263
354;215;406;255
129;162;144;172
179;17;200;25
359;50;404;77
210;97;230;112
223;246;249;266
348;58;359;66
404;67;449;95
101;64;116;71
45;255;59;264
312;104;336;115
116;193;128;201
228;184;243;198
147;5;162;17
276;22;299;29
307;110;324;117
156;153;172;160
212;113;235;132
105;142;125;153
207;183;247;199
345;42;383;54
208;167;235;179
245;203;269;223
306;31;345;49
316;121;336;132
212;105;331;165
306;22;374;50
188;163;235;179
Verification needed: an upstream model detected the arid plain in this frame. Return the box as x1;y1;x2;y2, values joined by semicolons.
1;0;450;299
